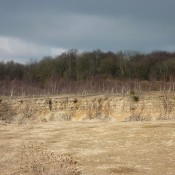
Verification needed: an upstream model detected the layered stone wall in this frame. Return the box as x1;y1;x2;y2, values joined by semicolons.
0;94;175;123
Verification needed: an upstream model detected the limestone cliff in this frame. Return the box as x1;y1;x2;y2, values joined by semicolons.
0;93;175;123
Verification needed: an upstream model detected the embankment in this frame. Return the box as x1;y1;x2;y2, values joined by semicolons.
0;93;175;123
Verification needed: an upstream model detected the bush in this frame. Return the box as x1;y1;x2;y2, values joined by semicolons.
130;91;139;102
129;90;135;96
132;95;139;102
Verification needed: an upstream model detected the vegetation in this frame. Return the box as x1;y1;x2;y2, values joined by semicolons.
18;143;81;175
1;50;175;95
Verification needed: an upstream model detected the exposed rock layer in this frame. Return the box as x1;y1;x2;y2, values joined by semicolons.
0;93;175;123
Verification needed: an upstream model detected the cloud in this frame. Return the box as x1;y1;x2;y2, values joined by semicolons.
50;47;67;56
0;0;175;61
161;45;175;52
50;14;174;51
0;36;66;63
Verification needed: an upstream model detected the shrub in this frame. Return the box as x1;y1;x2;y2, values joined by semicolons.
129;90;135;96
133;95;139;102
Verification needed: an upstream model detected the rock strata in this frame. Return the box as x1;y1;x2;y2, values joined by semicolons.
0;94;175;123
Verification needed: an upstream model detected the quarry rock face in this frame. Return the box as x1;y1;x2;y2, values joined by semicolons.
0;94;175;123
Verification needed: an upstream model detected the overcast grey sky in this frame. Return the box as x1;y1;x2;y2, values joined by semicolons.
0;0;175;62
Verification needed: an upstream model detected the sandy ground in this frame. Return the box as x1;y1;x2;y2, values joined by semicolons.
0;121;175;175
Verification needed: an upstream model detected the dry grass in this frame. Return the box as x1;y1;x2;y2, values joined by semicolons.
108;166;137;174
17;143;81;175
0;142;81;175
0;121;175;174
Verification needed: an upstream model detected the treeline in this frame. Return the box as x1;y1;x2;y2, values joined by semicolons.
1;50;175;96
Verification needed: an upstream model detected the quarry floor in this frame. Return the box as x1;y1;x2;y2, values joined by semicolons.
0;121;175;175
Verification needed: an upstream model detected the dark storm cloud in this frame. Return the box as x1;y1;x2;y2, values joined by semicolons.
0;0;175;62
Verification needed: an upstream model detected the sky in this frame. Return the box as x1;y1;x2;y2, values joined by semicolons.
0;0;175;63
